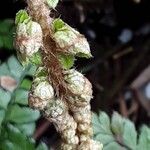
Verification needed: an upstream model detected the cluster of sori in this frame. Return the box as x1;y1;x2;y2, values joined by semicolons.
14;0;103;149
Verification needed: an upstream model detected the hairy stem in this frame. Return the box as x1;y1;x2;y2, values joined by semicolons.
15;0;103;149
27;0;69;98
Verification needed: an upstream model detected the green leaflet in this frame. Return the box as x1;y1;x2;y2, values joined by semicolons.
137;126;150;150
29;51;42;65
17;51;42;67
104;142;125;150
7;56;23;80
5;104;40;124
52;18;66;32
15;10;30;25
92;111;150;150
123;119;137;150
111;112;124;135
0;124;48;150
15;123;36;136
36;142;48;150
0;63;10;76
30;52;42;65
0;110;5;127
52;19;92;58
0;140;23;150
0;57;48;149
20;79;32;90
92;112;115;147
14;89;29;105
0;124;35;150
58;54;75;69
0;89;11;109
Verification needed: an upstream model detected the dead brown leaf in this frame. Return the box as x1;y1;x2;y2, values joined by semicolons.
0;76;18;92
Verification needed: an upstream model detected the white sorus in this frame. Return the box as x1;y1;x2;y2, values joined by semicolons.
63;128;76;139
80;134;91;142
73;37;91;58
63;114;77;130
71;105;92;124
54;113;77;132
15;21;43;57
28;94;48;110
67;136;79;145
61;143;76;150
64;69;93;104
78;140;103;150
65;69;85;95
45;99;65;118
52;19;92;58
63;129;79;144
78;123;93;135
33;81;54;100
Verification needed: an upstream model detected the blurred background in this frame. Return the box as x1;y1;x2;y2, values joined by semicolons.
0;0;150;149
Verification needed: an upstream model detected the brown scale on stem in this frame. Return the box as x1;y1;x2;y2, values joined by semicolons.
26;0;71;99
